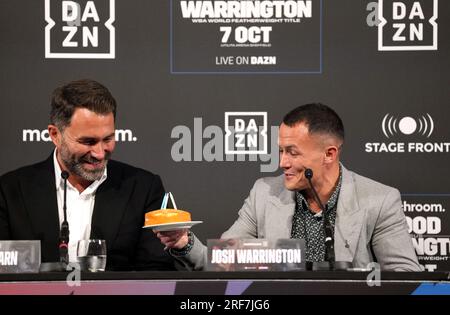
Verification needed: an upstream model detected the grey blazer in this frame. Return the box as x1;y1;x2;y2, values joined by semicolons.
174;166;421;271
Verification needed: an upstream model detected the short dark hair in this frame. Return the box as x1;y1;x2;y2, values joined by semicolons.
50;79;117;130
282;103;344;143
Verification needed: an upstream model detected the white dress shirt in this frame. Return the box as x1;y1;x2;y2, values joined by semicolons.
53;150;107;262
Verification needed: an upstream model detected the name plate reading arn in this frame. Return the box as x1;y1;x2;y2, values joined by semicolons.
207;239;305;271
0;241;40;273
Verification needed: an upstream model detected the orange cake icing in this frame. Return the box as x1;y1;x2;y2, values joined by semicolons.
145;209;191;226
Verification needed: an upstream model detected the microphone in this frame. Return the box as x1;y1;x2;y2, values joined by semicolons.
59;170;70;265
304;168;336;267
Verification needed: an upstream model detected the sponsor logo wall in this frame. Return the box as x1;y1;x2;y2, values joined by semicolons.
1;0;448;270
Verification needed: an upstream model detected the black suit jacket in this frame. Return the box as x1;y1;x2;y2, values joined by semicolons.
0;155;178;271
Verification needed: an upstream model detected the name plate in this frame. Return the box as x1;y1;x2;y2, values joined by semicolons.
206;239;305;271
0;241;41;273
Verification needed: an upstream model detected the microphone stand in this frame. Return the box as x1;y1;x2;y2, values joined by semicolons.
39;171;70;272
59;171;70;265
304;168;351;271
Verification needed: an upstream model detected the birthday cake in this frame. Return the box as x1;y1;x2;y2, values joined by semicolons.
145;209;191;226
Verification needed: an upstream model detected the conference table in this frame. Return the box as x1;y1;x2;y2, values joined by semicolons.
0;271;449;295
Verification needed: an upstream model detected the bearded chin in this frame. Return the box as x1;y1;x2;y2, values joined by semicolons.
73;162;107;182
60;149;109;182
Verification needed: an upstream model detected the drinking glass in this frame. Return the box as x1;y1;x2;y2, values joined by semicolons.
77;239;107;272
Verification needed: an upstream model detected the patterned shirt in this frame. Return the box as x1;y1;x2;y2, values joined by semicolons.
291;166;342;262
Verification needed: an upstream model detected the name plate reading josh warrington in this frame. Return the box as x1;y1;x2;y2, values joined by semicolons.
206;239;305;271
0;241;40;273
